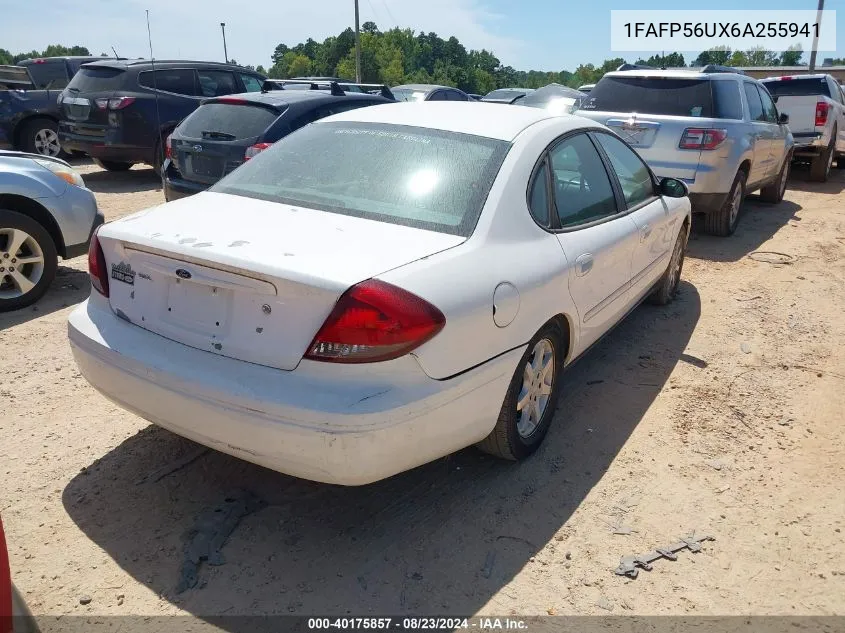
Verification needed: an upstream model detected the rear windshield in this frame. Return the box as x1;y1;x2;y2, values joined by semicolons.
485;89;522;100
583;77;714;118
20;61;70;89
762;77;831;98
178;102;282;140
392;88;426;102
66;66;125;93
210;121;510;236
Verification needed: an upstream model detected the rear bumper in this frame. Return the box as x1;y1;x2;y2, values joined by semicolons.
58;125;151;164
162;160;210;201
68;294;518;485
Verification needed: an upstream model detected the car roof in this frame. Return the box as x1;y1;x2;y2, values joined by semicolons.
603;69;745;80
392;84;454;92
82;59;252;71
18;56;110;63
320;101;589;141
207;90;390;107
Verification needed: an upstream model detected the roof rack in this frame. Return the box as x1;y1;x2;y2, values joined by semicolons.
262;78;394;99
700;64;746;75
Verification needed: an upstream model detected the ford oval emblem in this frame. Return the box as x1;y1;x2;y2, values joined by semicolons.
175;268;192;279
192;144;203;153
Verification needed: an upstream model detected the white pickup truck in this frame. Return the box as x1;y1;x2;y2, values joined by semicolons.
761;74;845;182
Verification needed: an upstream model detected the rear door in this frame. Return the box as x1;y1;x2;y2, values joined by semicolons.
545;132;639;350
757;84;787;178
172;100;282;184
578;76;718;183
742;82;773;185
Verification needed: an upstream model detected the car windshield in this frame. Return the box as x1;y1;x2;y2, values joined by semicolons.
65;66;125;92
210;121;510;236
178;102;283;140
485;89;523;100
392;88;426;102
582;76;714;117
762;78;831;98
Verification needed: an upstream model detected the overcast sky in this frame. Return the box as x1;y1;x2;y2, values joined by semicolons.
1;0;842;71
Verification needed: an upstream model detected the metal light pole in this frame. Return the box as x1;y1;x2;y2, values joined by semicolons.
220;22;229;64
354;0;361;82
808;0;824;71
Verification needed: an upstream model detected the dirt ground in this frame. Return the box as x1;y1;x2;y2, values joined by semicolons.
1;160;844;628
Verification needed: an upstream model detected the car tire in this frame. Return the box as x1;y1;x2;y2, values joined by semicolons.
93;159;134;172
834;155;845;170
0;209;58;312
809;135;835;182
648;224;688;306
476;322;565;461
704;170;746;237
759;152;792;203
19;117;66;158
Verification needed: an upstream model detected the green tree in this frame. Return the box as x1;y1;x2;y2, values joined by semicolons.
0;48;13;65
287;54;313;77
779;45;803;66
635;52;685;68
362;21;379;34
692;47;731;67
256;64;267;75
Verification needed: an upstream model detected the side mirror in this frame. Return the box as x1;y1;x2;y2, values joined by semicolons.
778;112;789;125
659;177;688;199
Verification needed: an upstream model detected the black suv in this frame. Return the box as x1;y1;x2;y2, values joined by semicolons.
0;56;109;157
163;84;392;200
57;60;266;172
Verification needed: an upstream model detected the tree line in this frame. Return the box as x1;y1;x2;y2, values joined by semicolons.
2;37;838;95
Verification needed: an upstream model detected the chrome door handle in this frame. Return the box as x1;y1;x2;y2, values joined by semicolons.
575;253;594;277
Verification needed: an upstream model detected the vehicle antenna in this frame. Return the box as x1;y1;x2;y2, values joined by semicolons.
111;46;119;60
146;10;165;179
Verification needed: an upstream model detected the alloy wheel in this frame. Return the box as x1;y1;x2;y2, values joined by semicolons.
516;338;555;438
0;227;45;299
33;128;61;157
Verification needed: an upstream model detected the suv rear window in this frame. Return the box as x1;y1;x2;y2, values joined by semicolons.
211;121;510;236
178;102;282;140
583;77;714;118
65;66;125;92
762;77;831;98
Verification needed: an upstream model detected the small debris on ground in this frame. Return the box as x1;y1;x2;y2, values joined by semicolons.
78;595;92;605
596;596;614;611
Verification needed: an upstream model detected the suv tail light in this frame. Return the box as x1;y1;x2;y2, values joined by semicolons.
108;96;135;110
0;517;12;633
165;133;172;159
815;101;829;127
679;128;727;150
244;142;272;161
305;279;445;363
88;227;109;297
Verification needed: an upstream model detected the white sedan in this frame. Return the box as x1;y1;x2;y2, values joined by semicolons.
68;103;691;485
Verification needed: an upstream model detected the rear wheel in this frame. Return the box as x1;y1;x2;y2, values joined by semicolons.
0;210;58;312
93;159;133;172
477;322;565;460
759;152;791;203
810;135;835;182
834;154;845;170
704;170;746;237
19;118;65;158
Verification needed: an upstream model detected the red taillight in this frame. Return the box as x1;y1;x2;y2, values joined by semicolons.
305;279;445;363
108;96;135;110
244;142;272;161
0;517;12;632
679;127;727;150
815;101;829;127
87;227;109;297
165;133;172;159
215;97;248;105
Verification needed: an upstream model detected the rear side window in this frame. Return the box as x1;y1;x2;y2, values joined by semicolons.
197;70;237;97
762;77;831;98
211;121;510;236
712;81;744;120
239;73;263;93
744;83;765;122
21;61;70;89
178;103;281;140
138;69;196;96
583;77;713;118
66;67;125;92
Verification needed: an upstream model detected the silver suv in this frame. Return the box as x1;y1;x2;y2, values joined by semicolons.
577;66;794;236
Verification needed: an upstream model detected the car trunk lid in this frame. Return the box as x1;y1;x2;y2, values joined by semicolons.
98;192;464;371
